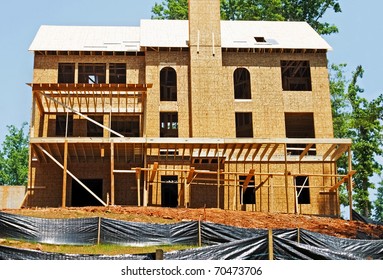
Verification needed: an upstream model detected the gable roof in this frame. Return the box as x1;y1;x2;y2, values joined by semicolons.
29;20;332;52
29;25;140;52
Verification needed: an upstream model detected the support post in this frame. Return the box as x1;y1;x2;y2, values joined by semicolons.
97;217;101;245
110;141;115;205
268;229;274;260
136;168;141;207
284;144;289;213
198;215;202;247
62;140;68;208
155;249;164;260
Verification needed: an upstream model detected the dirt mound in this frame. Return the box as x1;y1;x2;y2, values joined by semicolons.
5;206;383;239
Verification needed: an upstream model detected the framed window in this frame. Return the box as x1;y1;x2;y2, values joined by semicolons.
160;112;178;137
56;114;73;136
78;63;106;84
111;116;140;137
109;63;126;84
234;68;251;99
160;67;177;101
295;176;310;204
87;115;104;137
281;60;312;91
58;63;75;83
239;175;256;204
235;112;253;138
285;113;316;155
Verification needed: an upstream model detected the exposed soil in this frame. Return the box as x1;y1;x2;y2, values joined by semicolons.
3;206;383;239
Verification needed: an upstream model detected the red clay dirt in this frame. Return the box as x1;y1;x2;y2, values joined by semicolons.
4;206;383;239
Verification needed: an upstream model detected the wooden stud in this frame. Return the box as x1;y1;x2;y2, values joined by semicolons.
62;140;68;208
110;141;115;205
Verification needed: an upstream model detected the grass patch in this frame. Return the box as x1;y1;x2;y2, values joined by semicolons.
0;239;197;255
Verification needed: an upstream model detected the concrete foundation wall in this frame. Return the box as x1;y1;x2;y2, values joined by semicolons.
0;186;26;209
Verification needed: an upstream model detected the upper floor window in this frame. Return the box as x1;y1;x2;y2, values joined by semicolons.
111;116;140;137
109;63;126;84
160;112;178;137
285;112;316;155
87;115;104;137
235;112;253;138
56;114;73;137
58;63;75;83
78;63;106;84
160;67;177;101
281;61;312;91
234;68;251;99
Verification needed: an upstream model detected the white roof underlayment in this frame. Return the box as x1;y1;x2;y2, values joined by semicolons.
29;25;141;52
29;20;332;52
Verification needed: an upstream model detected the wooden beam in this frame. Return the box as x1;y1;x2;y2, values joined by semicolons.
149;162;159;183
331;144;350;161
255;175;272;192
260;144;271;161
322;144;337;160
299;143;313;160
136;168;141;207
268;144;279;160
187;167;196;184
110;141;115;205
242;169;255;192
328;170;356;192
62;141;68;208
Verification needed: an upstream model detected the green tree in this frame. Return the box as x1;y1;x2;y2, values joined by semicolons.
329;64;383;217
152;0;341;34
0;122;29;186
373;180;383;222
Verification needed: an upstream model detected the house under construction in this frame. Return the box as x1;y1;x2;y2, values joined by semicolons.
26;0;354;216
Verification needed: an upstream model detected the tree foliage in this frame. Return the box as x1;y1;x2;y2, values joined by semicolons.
329;64;383;217
0;122;29;186
373;180;383;222
151;0;341;34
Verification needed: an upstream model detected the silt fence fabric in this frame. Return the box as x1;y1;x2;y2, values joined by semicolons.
0;212;98;245
1;211;383;260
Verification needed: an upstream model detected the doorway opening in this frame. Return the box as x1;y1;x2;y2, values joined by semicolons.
161;176;178;208
71;179;103;207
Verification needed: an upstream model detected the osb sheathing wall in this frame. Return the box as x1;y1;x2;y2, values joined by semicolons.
145;51;190;137
222;51;333;139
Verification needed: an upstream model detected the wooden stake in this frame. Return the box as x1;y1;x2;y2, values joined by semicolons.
62;140;68;208
268;229;274;260
110;141;115;205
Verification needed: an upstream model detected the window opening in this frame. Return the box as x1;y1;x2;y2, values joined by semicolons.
254;37;266;43
78;63;106;84
58;63;75;83
295;176;310;204
160;67;177;101
87;115;104;137
239;175;256;204
56;114;73;136
281;60;312;91
160;112;178;137
235;112;253;138
234;68;251;99
111;116;140;137
285;113;316;155
109;63;126;84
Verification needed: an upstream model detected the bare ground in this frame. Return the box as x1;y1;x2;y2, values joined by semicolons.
3;206;383;239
